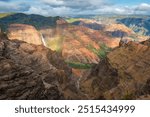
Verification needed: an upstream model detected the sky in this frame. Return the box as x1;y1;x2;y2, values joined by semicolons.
0;0;150;16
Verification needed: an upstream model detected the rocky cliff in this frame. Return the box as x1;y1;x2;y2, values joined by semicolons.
0;31;150;100
80;39;150;99
8;24;43;45
0;32;85;100
1;14;150;100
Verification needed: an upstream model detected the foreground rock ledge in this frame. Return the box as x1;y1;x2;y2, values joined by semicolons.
0;33;85;100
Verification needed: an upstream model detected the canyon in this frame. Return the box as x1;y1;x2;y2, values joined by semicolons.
0;13;150;99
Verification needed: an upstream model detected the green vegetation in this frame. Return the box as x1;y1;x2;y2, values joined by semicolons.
0;13;15;18
66;18;80;23
87;43;112;59
66;61;93;69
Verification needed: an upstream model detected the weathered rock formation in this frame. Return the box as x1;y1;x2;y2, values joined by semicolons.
1;31;150;100
80;39;150;99
0;32;85;100
8;24;43;45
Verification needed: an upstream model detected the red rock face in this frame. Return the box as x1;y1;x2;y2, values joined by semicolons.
62;26;101;64
40;24;121;63
8;24;43;45
40;25;101;64
40;25;102;77
40;25;121;77
80;39;150;99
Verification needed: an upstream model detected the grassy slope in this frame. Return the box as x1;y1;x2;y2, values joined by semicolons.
66;18;80;23
0;13;15;18
66;61;93;69
87;43;112;59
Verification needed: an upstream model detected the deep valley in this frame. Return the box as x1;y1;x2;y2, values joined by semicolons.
0;13;150;100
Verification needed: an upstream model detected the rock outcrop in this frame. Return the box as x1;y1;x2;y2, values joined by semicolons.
57;18;68;25
8;24;43;45
0;32;85;100
80;39;150;99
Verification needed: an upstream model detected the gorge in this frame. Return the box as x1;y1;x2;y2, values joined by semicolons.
0;13;150;100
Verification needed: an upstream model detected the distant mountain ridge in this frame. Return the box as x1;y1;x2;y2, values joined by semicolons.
117;17;150;36
0;13;61;31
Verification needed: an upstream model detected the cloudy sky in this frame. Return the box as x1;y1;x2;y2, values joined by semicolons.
0;0;150;16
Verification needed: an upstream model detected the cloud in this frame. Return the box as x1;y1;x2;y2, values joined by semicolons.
0;0;11;1
91;3;150;15
26;0;150;15
0;0;150;16
135;3;150;12
25;0;113;15
41;0;64;6
26;5;73;16
26;6;49;16
0;1;30;12
38;0;111;11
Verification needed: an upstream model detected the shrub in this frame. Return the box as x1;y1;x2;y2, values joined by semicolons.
66;61;93;69
87;43;112;59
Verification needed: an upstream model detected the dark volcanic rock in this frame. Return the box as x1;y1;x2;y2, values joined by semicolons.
0;59;45;99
